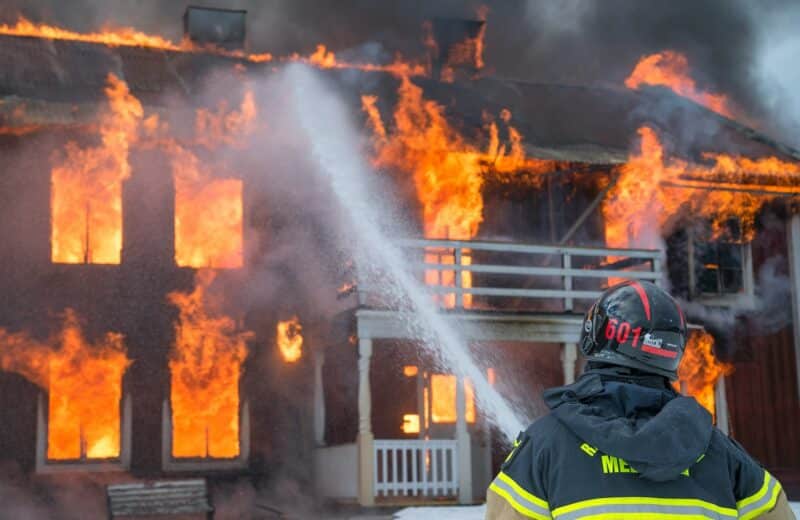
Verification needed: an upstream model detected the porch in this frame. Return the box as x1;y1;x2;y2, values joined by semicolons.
315;238;663;506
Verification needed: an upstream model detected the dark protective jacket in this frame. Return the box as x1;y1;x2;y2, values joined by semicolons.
486;367;794;519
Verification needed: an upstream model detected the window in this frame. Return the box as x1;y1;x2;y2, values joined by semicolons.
687;222;754;306
36;393;131;472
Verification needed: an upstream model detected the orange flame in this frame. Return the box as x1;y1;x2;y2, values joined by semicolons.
604;126;800;250
51;73;142;264
277;317;303;363
363;77;556;306
625;51;733;118
168;270;251;459
0;310;130;460
170;91;254;269
402;414;421;434
289;44;427;77
677;330;732;421
0;17;272;63
429;374;475;424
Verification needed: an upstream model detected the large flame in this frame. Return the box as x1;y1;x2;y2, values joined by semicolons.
276;317;303;363
678;330;732;421
51;73;142;264
604;126;800;250
171;91;254;269
0;310;130;460
625;51;733;118
363;77;555;307
0;17;272;63
168;270;251;459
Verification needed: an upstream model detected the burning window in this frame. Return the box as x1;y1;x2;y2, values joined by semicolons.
0;310;131;465
430;374;475;424
167;271;251;459
50;74;142;264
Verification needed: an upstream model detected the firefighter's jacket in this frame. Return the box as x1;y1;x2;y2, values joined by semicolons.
486;367;794;519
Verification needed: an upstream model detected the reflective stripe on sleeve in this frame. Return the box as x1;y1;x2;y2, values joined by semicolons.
551;496;737;520
737;471;783;520
488;471;551;519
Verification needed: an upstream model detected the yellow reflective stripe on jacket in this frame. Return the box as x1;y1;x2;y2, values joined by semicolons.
737;471;783;520
488;471;551;519
551;496;737;520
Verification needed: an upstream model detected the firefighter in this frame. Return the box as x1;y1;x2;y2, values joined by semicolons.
486;280;794;519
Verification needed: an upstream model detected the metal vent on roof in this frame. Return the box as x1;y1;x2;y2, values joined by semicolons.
183;6;246;50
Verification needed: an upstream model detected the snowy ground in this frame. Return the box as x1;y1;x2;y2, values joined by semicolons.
395;503;800;518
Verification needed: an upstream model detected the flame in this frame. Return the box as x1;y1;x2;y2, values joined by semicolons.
51;73;142;264
402;414;421;434
276;317;303;363
0;310;130;460
168;270;251;459
604;126;800;251
625;51;733;118
429;374;476;424
289;44;427;77
677;330;732;421
170;91;254;269
363;77;556;307
403;365;419;377
0;17;272;63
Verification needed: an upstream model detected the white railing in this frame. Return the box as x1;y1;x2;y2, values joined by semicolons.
374;439;458;498
359;238;663;312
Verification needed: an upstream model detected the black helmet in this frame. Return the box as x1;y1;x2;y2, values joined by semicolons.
580;280;687;380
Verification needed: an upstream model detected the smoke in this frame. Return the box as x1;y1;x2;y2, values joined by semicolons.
747;2;800;148
3;0;798;144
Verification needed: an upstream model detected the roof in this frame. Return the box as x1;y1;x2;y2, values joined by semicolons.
0;32;798;166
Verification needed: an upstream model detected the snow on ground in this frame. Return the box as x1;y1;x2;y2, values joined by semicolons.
393;505;485;519
396;503;800;519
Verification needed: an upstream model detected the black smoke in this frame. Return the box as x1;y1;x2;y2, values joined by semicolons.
1;0;798;144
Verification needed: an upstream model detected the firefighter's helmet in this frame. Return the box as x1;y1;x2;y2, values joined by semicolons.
580;280;687;380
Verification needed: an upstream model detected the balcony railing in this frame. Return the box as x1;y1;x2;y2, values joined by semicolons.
359;238;663;313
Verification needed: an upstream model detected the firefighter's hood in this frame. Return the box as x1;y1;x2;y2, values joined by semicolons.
543;368;713;482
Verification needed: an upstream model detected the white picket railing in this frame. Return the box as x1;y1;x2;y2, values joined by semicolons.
359;238;663;312
373;439;458;498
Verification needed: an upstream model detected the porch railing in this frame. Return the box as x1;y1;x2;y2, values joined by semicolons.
359;238;663;312
373;439;458;498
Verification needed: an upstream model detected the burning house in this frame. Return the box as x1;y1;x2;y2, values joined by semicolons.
0;5;799;515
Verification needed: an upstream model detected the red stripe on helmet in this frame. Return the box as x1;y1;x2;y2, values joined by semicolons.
630;281;652;321
642;344;678;358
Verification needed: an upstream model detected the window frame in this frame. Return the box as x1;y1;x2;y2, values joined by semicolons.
35;392;131;473
687;230;755;308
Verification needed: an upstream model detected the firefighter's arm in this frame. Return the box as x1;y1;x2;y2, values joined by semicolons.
485;432;552;520
755;490;795;520
726;435;794;519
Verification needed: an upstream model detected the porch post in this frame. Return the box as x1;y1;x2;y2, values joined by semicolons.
561;343;578;385
788;214;800;402
357;338;375;506
313;350;326;447
456;375;472;504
